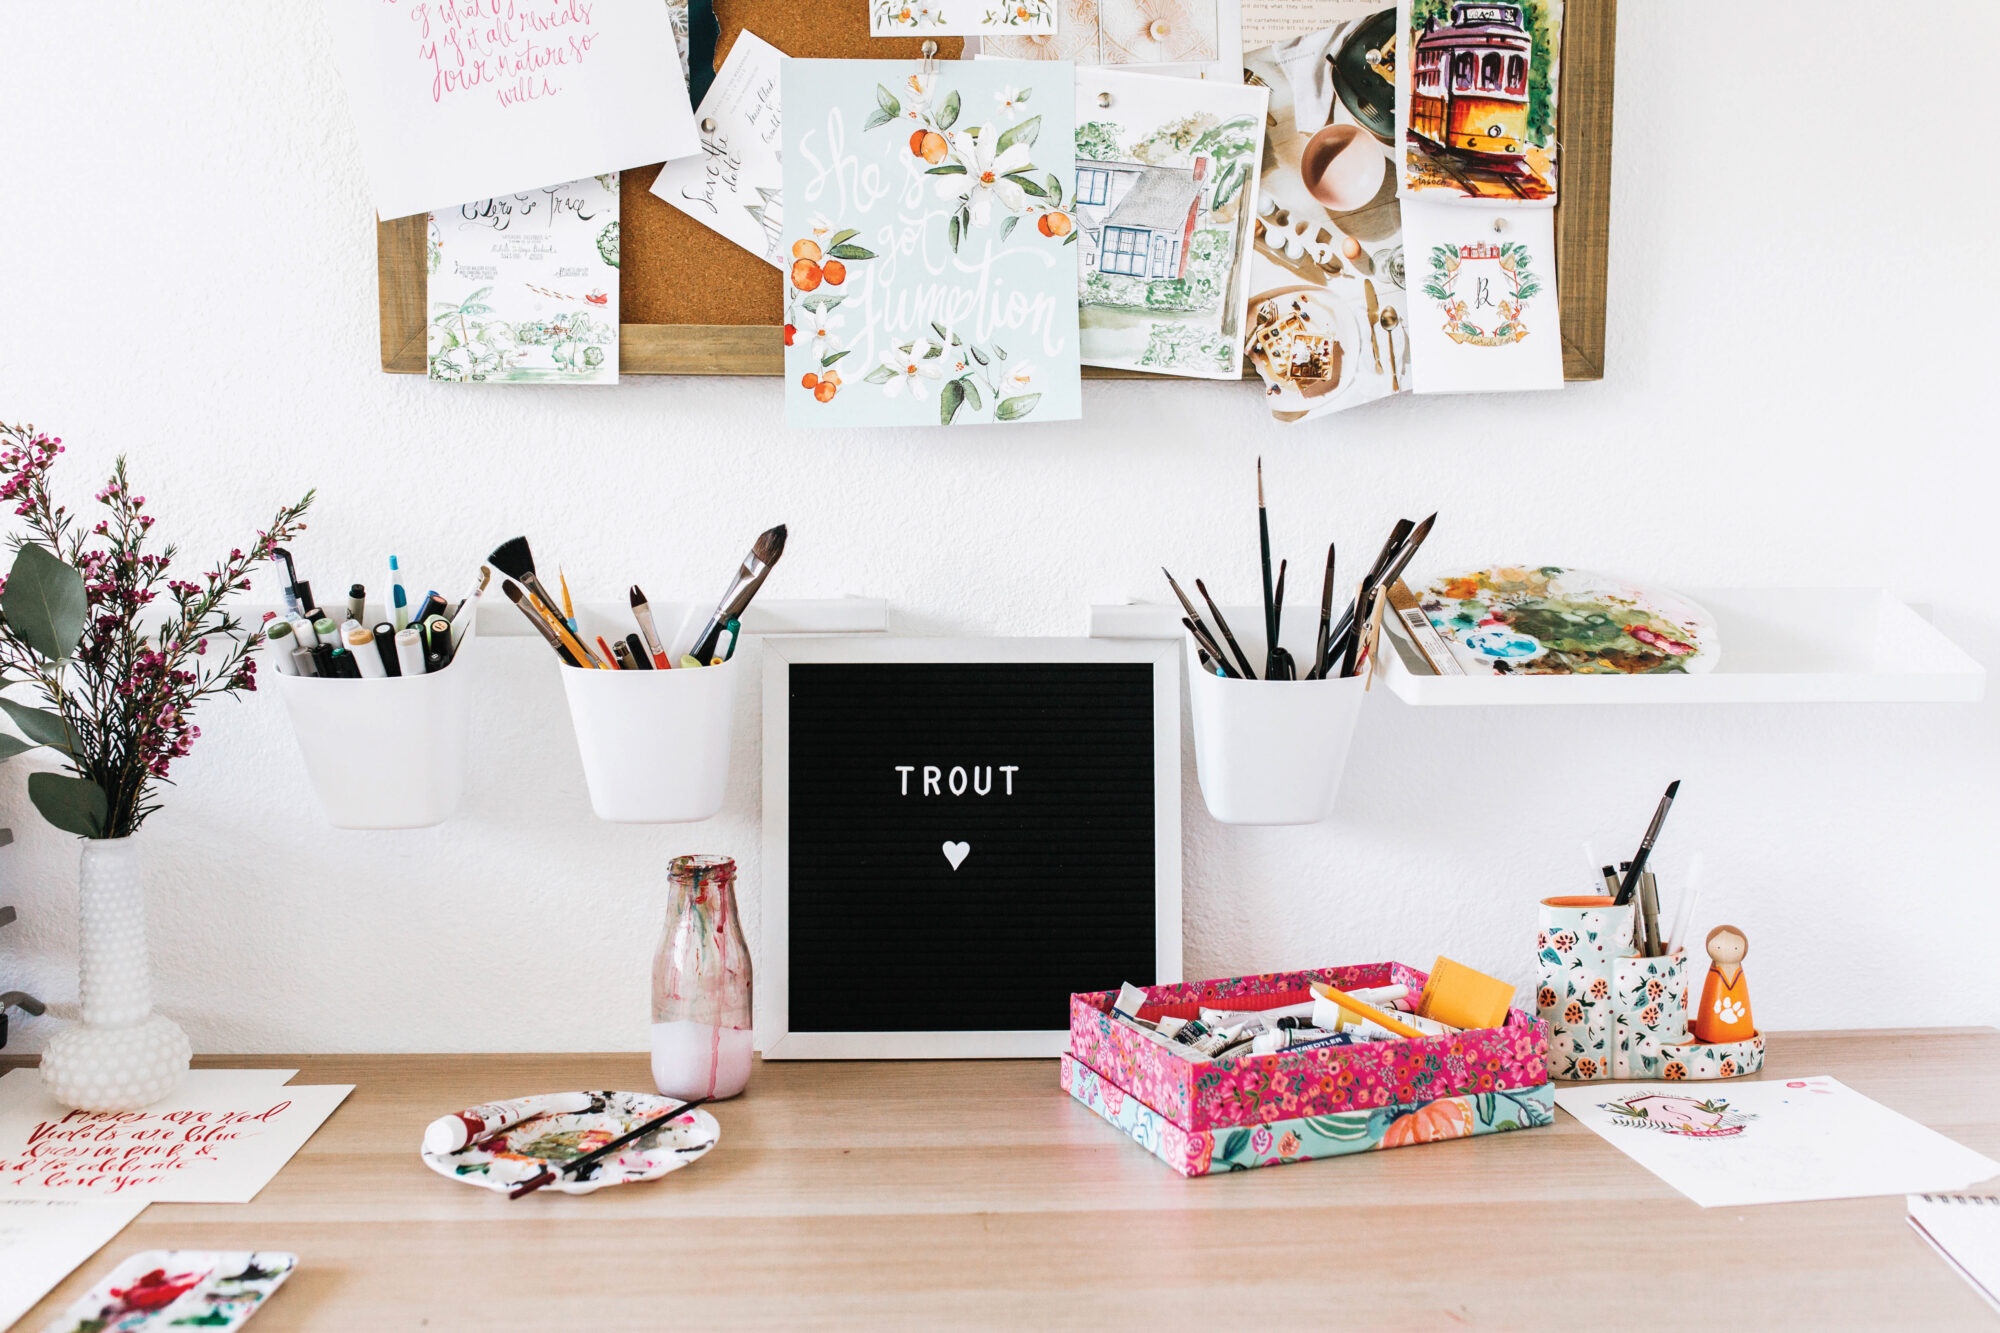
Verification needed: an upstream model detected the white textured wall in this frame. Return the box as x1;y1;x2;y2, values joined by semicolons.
1;1;1996;1053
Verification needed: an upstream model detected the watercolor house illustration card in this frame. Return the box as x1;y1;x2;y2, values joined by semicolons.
781;58;1082;427
428;174;621;384
651;31;786;268
871;0;1057;37
1072;70;1266;378
1398;0;1560;203
1402;198;1561;392
320;0;699;220
1242;8;1407;421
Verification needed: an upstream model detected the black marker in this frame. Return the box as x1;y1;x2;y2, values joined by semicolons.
373;622;401;677
424;615;454;672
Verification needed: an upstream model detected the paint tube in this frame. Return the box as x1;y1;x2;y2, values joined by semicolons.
1251;1028;1361;1056
1198;999;1316;1030
1155;1015;1189;1038
1313;994;1457;1038
1111;1011;1210;1062
1346;984;1412;1011
1112;982;1150;1019
1169;1018;1214;1048
422;1092;596;1155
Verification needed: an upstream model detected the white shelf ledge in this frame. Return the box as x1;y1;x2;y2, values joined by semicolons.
1090;589;1985;706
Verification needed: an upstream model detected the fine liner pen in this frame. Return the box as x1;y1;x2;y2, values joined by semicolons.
1615;779;1682;907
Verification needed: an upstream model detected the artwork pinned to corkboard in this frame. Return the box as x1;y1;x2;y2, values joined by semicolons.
376;0;1615;380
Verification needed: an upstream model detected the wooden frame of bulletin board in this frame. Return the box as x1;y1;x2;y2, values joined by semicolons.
374;0;1616;382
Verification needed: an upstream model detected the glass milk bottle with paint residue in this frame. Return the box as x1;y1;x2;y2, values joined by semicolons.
652;855;754;1100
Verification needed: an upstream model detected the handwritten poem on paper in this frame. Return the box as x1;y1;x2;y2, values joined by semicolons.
0;1102;298;1196
399;0;604;108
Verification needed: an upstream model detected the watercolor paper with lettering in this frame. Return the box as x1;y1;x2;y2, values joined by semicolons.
651;32;786;267
1398;0;1560;204
0;1197;148;1330
1072;70;1266;379
1242;10;1407;422
0;1072;352;1204
1556;1077;2000;1209
320;0;699;220
781;59;1082;427
427;174;621;383
870;0;1058;38
1401;198;1560;392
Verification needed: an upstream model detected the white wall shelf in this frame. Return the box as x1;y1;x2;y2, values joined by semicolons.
1090;588;1985;706
476;596;886;639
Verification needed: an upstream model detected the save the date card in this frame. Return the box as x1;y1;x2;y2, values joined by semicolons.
781;58;1082;428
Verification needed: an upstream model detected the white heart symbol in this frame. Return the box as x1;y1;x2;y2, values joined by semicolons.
942;841;971;871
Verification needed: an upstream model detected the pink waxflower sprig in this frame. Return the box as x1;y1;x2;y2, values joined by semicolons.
0;422;313;838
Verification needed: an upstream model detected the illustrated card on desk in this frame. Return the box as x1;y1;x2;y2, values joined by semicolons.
781;59;1082;427
320;0;699;220
1072;70;1266;378
1399;0;1560;203
1402;199;1561;392
0;1071;351;1203
871;0;1058;37
1242;9;1407;422
428;174;621;384
651;31;786;268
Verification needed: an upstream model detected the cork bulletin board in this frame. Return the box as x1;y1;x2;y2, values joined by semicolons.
375;0;1616;380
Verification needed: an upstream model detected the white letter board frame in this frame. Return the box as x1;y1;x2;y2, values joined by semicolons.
759;636;1182;1059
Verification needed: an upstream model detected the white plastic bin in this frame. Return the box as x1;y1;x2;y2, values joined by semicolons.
561;654;740;823
1186;612;1368;825
272;620;476;829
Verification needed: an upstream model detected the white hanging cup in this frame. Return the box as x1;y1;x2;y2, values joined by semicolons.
561;653;740;823
1185;610;1368;825
272;617;476;829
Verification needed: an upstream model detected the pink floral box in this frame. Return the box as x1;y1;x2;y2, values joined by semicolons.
1069;963;1550;1132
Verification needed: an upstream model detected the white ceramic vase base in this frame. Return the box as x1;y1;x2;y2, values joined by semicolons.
38;837;191;1112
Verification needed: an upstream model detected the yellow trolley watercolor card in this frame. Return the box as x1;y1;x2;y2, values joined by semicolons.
781;58;1083;428
1398;0;1561;204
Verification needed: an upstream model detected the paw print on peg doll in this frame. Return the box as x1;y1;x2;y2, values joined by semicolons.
1691;924;1755;1044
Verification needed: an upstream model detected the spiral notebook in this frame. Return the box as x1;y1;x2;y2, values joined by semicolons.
1909;1194;2000;1314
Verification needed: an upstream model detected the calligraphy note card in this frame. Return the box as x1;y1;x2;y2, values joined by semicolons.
1401;198;1560;393
1073;69;1266;378
652;31;786;268
870;0;1057;37
428;173;621;383
0;1072;352;1203
321;0;699;220
1556;1076;2000;1209
781;59;1082;427
0;1197;148;1329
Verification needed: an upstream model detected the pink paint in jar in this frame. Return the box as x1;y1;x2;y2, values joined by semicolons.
651;855;754;1101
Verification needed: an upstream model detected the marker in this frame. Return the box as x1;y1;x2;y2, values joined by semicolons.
395;628;427;676
447;598;476;650
313;617;339;654
266;620;300;674
290;616;320;649
425;615;454;672
345;621;385;678
712;618;739;664
291;645;319;677
310;643;335;677
328;644;360;679
272;549;302;619
372;622;400;676
680;654;704;669
346;584;367;624
390;556;410;631
411;591;445;627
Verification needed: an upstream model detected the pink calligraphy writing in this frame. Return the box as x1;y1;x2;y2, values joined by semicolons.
403;0;603;109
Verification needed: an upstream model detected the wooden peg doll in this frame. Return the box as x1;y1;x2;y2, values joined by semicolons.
1691;924;1755;1044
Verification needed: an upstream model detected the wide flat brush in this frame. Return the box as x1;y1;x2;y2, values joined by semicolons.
489;536;606;668
692;524;787;662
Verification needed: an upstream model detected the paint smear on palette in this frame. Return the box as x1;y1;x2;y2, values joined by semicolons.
1415;566;1720;675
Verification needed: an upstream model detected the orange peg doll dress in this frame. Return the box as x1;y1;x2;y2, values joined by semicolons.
1692;925;1755;1044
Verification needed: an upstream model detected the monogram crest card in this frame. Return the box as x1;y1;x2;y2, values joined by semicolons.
1401;198;1561;392
320;0;698;220
651;31;786;267
781;59;1082;427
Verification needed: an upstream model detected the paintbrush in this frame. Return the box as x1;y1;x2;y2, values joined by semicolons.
1269;558;1296;680
508;1098;712;1200
501;579;580;666
1615;779;1682;907
1164;568;1237;677
1181;616;1234;678
629;585;671;668
691;524;787;663
1327;514;1435;675
1310;543;1336;680
558;568;580;635
489;537;606;668
624;632;654;670
1257;459;1277;680
598;635;623;669
1195;578;1258;680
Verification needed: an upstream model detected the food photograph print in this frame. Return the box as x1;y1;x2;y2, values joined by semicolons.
782;58;1085;427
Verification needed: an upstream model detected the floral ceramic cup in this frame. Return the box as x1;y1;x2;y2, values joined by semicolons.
1537;896;1636;1082
1611;949;1690;1078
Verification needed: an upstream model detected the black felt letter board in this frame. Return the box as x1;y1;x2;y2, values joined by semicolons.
787;662;1159;1033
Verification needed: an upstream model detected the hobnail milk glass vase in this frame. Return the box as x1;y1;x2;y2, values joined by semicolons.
39;836;191;1111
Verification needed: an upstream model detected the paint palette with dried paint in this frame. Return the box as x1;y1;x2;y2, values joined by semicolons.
1414;567;1720;676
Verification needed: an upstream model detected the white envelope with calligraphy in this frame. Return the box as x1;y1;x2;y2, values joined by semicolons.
321;0;699;220
651;31;786;267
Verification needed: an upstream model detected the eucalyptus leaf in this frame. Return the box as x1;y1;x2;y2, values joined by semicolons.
938;90;961;130
940;377;966;425
1;546;88;663
0;734;34;762
28;772;106;839
0;699;71;753
996;115;1040;155
995;392;1041;421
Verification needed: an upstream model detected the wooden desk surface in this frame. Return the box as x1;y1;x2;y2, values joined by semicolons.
10;1030;2000;1330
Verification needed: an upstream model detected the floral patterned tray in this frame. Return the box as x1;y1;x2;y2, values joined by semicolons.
419;1090;719;1195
